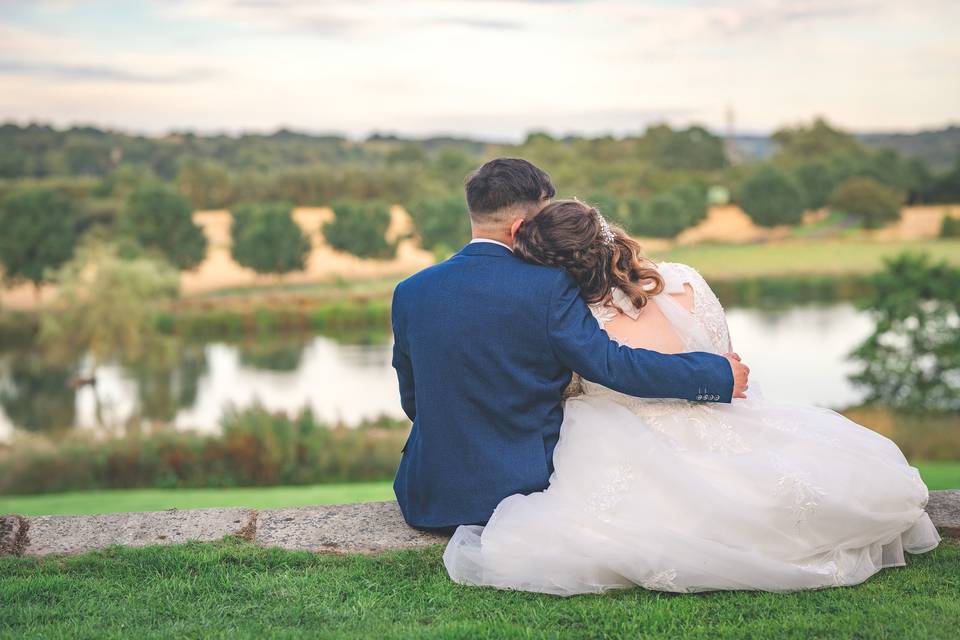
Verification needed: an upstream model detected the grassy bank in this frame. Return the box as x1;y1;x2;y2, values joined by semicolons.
2;539;957;639
650;239;960;280
2;461;956;516
0;407;408;496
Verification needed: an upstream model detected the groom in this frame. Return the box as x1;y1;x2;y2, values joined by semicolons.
392;158;749;531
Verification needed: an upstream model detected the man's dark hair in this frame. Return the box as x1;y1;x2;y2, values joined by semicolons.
465;158;555;220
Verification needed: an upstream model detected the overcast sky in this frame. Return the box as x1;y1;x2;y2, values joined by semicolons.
1;0;958;140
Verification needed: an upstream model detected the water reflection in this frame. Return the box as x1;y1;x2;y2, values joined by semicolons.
0;303;905;440
171;339;400;433
725;304;874;409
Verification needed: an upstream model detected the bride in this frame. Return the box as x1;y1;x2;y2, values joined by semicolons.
443;199;940;595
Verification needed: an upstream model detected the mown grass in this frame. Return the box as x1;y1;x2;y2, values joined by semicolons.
0;481;396;516
2;462;957;517
1;538;957;640
650;239;960;280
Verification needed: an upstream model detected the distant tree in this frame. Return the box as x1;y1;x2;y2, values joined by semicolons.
0;187;78;293
0;147;28;178
772;117;864;160
628;193;688;238
668;183;709;227
792;160;839;210
407;195;471;257
123;184;208;270
324;200;396;259
645;124;728;170
829;177;902;229
63;137;114;176
940;215;960;238
177;157;232;209
850;253;960;413
231;202;312;275
902;157;933;204
928;156;960;203
584;192;631;229
739;166;806;227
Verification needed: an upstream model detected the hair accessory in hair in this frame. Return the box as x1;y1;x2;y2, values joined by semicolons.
595;210;616;246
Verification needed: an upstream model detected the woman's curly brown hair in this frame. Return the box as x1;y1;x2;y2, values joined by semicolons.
514;199;664;310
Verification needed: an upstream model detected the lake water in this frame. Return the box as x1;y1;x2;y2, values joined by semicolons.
0;303;876;440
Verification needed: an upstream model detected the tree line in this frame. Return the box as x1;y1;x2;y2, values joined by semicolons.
2;118;960;294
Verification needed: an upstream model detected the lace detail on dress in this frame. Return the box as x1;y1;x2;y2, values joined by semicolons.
585;463;635;522
769;453;827;530
588;301;620;330
579;381;751;455
587;263;731;354
641;569;681;592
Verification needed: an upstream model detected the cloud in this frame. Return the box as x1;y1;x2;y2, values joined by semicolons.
430;17;523;30
0;60;219;83
601;0;886;43
157;0;534;36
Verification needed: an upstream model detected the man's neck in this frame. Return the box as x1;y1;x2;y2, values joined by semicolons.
470;237;513;251
471;230;512;247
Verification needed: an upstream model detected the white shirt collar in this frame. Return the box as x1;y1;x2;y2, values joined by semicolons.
469;238;513;251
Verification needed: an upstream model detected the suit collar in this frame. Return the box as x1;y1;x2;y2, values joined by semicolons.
458;242;515;258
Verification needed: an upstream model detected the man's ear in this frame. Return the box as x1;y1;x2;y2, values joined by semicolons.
509;218;524;241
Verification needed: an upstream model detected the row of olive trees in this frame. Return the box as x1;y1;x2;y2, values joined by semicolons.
0;184;402;297
0;183;209;295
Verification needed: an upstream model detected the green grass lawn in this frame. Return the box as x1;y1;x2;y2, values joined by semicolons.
1;539;957;639
650;239;960;280
0;480;396;516
2;462;957;517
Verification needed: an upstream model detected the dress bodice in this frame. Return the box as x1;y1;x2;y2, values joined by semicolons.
588;262;730;354
578;262;732;404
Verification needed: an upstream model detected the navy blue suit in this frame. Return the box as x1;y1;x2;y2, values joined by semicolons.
391;241;733;529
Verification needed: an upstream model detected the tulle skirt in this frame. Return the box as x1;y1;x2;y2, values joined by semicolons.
444;394;940;595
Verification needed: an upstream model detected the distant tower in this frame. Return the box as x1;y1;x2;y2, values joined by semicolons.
724;104;740;164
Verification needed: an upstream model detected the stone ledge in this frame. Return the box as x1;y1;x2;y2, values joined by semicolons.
255;501;447;554
2;491;958;558
20;508;256;556
1;515;28;555
926;490;960;538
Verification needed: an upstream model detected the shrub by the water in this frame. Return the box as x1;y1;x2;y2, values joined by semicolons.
324;200;396;259
0;406;409;495
739;165;806;227
829;177;903;229
850;252;960;412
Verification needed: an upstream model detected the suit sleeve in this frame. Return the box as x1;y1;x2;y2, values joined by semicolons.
391;285;417;421
546;272;734;403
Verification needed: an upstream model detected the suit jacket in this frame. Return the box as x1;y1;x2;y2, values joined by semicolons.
391;241;733;529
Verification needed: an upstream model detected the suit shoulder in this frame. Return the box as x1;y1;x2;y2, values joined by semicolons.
395;260;448;294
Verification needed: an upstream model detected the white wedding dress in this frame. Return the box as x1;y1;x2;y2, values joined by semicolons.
444;262;940;595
